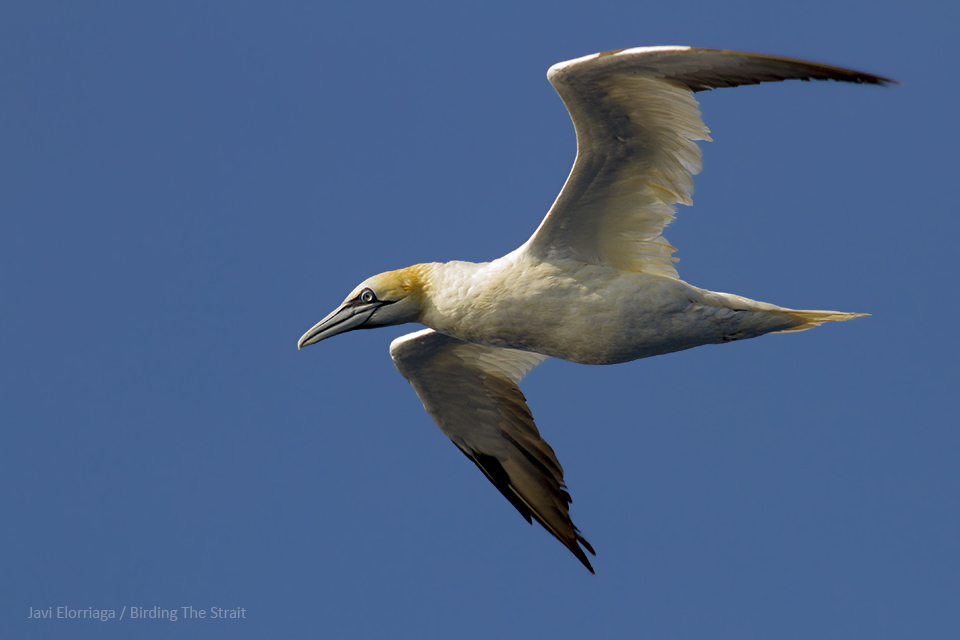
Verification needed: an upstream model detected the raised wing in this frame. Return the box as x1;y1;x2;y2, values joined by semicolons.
390;329;595;572
522;46;894;279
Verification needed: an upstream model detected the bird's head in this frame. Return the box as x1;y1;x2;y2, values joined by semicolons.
297;265;428;349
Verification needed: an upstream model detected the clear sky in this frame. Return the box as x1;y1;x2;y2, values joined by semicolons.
3;2;957;638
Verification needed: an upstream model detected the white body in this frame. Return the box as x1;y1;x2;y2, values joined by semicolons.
419;251;802;365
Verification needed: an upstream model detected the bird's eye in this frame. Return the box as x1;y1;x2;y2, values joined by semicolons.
359;289;376;304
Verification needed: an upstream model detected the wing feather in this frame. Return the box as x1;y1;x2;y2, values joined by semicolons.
522;46;894;278
390;329;595;572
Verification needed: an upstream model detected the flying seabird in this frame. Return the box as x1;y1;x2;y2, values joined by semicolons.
298;47;893;573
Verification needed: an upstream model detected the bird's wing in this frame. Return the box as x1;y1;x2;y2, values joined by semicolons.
390;328;595;573
521;46;894;279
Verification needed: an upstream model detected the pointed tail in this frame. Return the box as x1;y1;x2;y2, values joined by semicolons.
772;309;869;334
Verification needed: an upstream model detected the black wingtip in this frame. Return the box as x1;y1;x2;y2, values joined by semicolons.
571;529;596;574
462;447;597;573
577;550;596;575
578;531;596;557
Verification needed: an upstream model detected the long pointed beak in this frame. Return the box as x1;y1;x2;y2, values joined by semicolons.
298;302;378;349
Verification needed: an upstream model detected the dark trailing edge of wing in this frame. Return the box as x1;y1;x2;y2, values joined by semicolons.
459;447;596;574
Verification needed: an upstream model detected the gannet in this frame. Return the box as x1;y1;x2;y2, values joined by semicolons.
298;47;892;573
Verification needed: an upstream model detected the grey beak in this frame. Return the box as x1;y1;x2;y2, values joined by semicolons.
298;302;379;349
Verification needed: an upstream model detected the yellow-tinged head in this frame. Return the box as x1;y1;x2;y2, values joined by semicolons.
297;265;430;349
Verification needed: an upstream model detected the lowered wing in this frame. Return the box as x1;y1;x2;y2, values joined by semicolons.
390;329;595;572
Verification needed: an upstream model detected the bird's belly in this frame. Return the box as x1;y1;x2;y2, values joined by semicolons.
521;302;722;365
460;272;735;365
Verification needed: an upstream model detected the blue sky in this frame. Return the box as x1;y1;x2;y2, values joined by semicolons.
3;1;957;638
